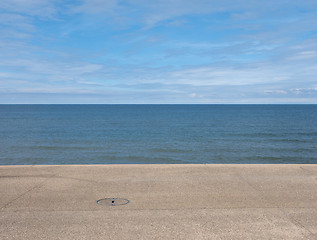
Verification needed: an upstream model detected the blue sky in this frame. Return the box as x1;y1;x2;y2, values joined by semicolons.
0;0;317;103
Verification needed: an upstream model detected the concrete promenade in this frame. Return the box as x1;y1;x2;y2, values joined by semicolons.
1;164;317;239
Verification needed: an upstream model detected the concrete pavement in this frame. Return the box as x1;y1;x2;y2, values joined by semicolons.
1;164;317;239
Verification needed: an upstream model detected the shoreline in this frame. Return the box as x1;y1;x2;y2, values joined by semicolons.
1;163;316;166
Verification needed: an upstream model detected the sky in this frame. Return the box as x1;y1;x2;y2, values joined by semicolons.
0;0;317;104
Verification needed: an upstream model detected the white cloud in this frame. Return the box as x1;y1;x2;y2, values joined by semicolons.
0;13;36;32
169;65;290;86
0;0;58;18
72;0;118;14
290;88;317;95
1;0;317;103
14;87;97;94
287;51;317;60
264;90;287;95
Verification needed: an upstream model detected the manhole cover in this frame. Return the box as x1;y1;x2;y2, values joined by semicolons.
97;198;130;206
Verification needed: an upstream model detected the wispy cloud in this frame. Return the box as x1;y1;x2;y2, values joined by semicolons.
0;0;317;103
0;0;58;18
72;0;119;14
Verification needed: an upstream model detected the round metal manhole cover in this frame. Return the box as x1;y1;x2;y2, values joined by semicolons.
97;198;130;206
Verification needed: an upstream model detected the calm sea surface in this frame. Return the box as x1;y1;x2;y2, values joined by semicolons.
0;104;316;165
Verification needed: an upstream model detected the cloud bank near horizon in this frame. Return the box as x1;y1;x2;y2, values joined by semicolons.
0;0;317;103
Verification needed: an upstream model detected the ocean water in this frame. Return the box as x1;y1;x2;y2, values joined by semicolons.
0;104;316;165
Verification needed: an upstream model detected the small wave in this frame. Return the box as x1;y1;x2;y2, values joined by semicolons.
151;148;192;153
28;146;93;150
97;155;183;164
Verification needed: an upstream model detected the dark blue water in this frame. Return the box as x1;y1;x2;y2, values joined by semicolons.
0;104;316;165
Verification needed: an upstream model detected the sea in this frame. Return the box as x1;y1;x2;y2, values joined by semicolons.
0;104;316;165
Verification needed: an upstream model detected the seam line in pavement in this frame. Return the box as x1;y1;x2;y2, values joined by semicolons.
277;207;317;238
0;172;59;211
237;172;317;237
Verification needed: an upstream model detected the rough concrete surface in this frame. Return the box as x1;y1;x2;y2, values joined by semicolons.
0;164;316;239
